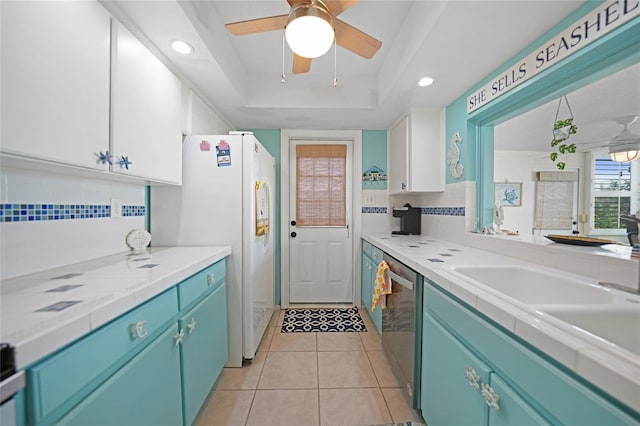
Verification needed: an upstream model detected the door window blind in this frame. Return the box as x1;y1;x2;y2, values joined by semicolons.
296;144;347;226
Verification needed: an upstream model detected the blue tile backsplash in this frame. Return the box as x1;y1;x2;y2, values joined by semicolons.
0;203;145;222
362;207;388;214
362;206;465;216
421;207;465;216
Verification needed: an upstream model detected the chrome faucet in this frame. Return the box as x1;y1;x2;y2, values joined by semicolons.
598;246;640;295
598;215;640;294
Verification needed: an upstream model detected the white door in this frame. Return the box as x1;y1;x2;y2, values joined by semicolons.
289;140;353;303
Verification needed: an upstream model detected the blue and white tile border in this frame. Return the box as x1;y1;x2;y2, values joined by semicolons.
362;207;388;214
362;206;465;216
421;207;466;216
0;203;146;222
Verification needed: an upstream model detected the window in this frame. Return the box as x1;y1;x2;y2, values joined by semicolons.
296;144;347;227
592;158;631;230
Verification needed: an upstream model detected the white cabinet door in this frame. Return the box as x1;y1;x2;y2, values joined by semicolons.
388;116;410;194
388;109;445;193
1;1;111;169
111;22;182;184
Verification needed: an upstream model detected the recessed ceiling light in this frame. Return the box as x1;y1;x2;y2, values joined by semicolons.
171;40;194;55
418;76;434;87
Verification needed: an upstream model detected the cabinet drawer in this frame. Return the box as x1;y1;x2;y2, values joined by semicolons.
362;240;373;259
27;288;178;423
177;260;225;311
362;240;383;265
371;246;383;265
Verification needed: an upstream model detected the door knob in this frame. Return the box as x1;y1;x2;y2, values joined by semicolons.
291;220;296;226
290;231;297;238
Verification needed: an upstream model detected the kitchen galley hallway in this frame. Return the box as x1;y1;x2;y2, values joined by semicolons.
195;306;424;426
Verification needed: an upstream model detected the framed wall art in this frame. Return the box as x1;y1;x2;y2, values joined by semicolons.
495;182;522;207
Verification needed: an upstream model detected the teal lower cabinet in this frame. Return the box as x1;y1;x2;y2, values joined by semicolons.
57;324;183;426
422;313;548;426
179;282;228;426
360;241;382;334
24;259;229;426
421;282;640;426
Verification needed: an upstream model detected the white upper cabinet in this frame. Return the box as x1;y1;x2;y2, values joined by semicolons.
388;108;445;194
110;22;182;185
1;1;111;169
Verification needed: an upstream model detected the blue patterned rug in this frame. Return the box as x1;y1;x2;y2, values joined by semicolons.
281;307;367;332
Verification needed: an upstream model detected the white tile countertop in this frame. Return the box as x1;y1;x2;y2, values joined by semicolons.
363;233;640;413
0;246;231;369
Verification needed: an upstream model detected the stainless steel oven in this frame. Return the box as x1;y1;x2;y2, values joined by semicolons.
381;253;423;414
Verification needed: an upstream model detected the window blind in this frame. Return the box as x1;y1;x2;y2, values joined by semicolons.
296;144;347;227
533;171;578;230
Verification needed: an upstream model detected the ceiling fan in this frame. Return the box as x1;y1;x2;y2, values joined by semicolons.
225;0;382;74
576;115;640;161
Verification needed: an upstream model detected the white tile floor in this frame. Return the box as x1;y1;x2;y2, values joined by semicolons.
195;306;424;426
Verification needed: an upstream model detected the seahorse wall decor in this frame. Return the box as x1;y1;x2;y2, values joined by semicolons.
447;131;464;179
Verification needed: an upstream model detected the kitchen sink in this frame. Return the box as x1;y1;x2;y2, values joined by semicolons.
540;306;640;356
449;265;616;304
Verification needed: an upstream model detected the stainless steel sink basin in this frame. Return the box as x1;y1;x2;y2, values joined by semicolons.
449;265;616;304
540;307;640;356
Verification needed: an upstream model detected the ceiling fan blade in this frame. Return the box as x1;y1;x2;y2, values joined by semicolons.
293;54;312;74
225;15;288;36
325;0;359;16
334;18;381;59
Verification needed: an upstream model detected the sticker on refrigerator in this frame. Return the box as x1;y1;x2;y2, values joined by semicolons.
255;181;270;236
199;140;211;151
216;140;231;167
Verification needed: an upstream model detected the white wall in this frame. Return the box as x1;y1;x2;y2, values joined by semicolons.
183;89;233;135
494;150;586;236
0;167;145;279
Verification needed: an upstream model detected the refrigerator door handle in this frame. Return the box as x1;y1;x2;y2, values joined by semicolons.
263;181;271;251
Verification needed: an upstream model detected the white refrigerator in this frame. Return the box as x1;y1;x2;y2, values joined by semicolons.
151;132;276;367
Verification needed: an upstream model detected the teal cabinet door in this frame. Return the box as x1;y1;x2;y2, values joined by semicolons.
422;312;490;426
487;374;550;426
363;254;382;334
57;324;183;426
180;282;228;426
361;250;372;309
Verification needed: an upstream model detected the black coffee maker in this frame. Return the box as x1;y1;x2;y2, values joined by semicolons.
392;203;421;235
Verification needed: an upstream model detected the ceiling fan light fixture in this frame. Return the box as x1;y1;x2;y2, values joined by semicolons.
285;2;334;59
418;76;435;87
608;115;640;162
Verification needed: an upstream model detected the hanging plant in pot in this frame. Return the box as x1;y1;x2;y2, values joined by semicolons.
549;95;578;170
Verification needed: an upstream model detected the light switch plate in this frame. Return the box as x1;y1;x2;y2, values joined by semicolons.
110;198;122;218
364;195;375;206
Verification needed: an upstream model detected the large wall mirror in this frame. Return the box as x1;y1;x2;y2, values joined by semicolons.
492;61;640;244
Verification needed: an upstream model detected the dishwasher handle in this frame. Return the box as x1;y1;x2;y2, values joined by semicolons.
387;269;414;291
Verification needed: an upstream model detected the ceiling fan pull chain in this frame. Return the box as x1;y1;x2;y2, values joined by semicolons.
281;30;286;84
333;38;338;87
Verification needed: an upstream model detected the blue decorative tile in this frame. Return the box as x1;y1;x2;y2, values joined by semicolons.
0;203;145;223
362;206;388;214
420;207;465;217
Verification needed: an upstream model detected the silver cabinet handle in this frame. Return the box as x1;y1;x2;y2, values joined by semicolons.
207;273;216;285
130;320;148;339
174;328;185;346
464;367;480;389
481;383;500;411
187;317;197;334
